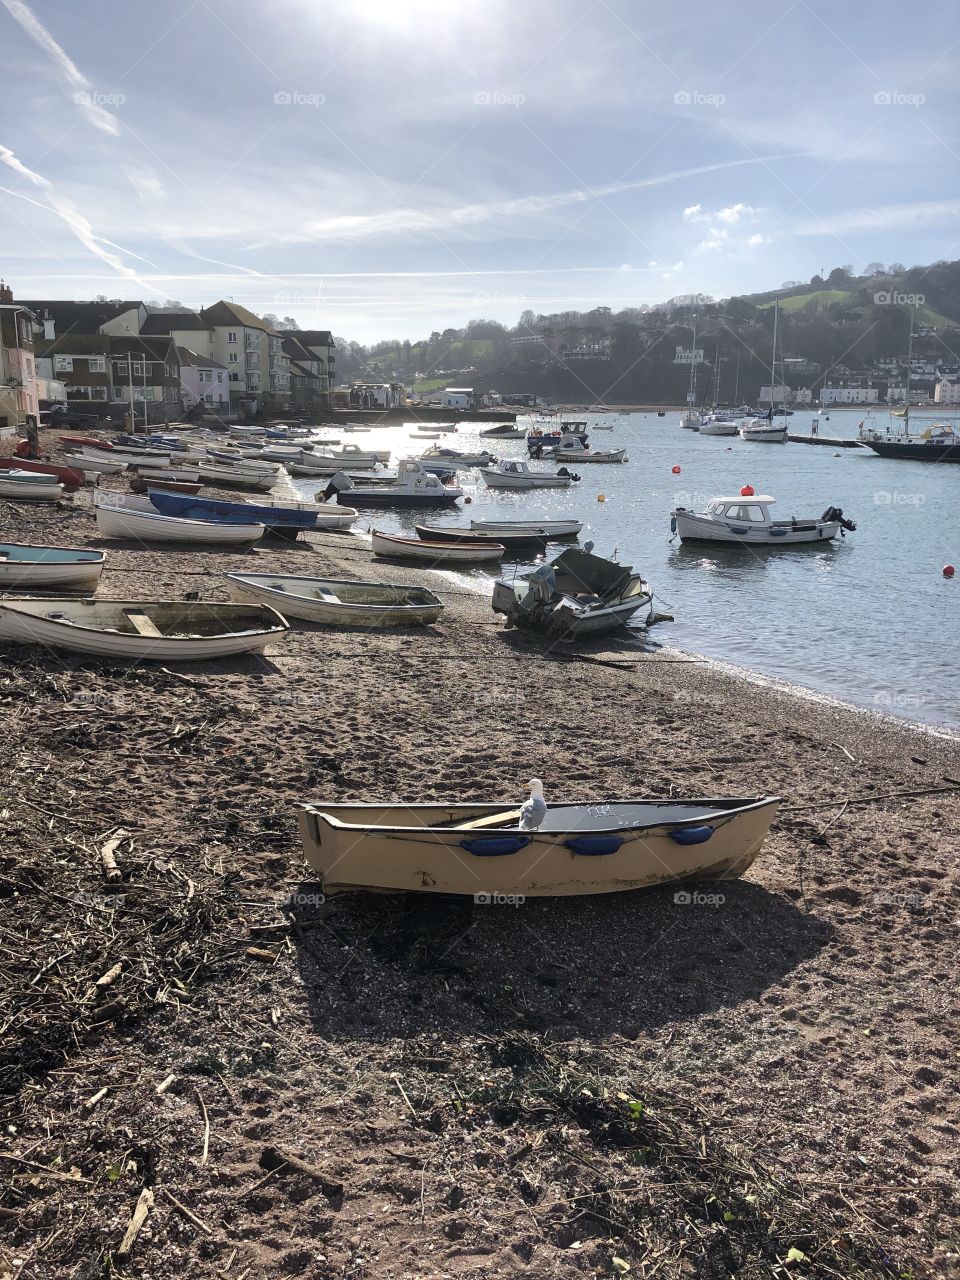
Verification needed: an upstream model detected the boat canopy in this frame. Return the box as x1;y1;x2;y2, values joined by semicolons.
710;495;775;506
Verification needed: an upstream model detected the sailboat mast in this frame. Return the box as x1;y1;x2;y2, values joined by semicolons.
904;305;914;437
687;314;698;405
734;350;740;404
770;297;779;418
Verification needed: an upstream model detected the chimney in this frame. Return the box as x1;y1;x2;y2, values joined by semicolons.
0;280;12;305
44;313;56;340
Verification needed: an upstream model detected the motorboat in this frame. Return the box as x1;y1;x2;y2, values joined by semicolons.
480;460;578;489
421;445;496;469
370;529;504;564
739;419;788;443
492;546;653;639
297;795;780;897
698;416;742;437
322;459;462;508
671;495;856;544
0;543;105;590
480;423;526;438
526;422;589;455
553;440;627;463
225;573;444;626
146;488;357;533
0;598;287;660
859;422;960;463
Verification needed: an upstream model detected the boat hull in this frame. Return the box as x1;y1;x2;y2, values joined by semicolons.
672;512;840;544
225;574;444;626
739;427;788;443
861;440;960;462
298;797;780;896
0;544;104;589
470;519;582;538
0;459;83;490
553;449;627;463
415;524;549;549
95;501;264;545
371;530;503;563
0;599;287;660
0;478;64;501
480;468;571;489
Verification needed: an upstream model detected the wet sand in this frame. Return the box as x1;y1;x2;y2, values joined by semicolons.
1;445;958;1279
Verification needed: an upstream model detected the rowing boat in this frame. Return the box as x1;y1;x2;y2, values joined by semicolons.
296;796;780;896
0;598;288;660
94;493;264;545
0;543;105;589
370;529;504;564
0;474;64;501
225;573;444;626
0;459;84;491
147;488;357;532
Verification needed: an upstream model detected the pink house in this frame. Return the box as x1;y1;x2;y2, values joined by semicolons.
0;280;40;434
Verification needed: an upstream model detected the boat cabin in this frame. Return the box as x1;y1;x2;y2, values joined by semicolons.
700;496;775;524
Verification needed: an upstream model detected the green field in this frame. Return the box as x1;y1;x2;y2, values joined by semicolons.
757;290;852;312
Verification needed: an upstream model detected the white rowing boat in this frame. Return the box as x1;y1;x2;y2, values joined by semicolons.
0;598;288;660
370;529;504;564
94;492;264;545
0;475;64;501
0;542;105;589
225;573;445;626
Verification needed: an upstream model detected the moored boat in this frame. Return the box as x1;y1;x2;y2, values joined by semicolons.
225;573;444;626
0;598;288;660
739;420;788;443
480;423;526;438
480;460;577;489
296;795;780;896
322;459;462;508
371;529;504;564
0;543;105;589
469;518;582;539
492;546;653;638
671;495;855;544
415;523;550;549
196;462;277;492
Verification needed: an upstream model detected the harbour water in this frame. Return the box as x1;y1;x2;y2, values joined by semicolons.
288;409;959;733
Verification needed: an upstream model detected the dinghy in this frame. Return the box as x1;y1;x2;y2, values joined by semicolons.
65;452;127;476
0;474;64;501
480;460;577;489
0;598;288;661
147;488;357;532
421;445;495;469
416;523;550;550
297;795;780;897
553;440;627;463
371;529;504;564
323;459;462;509
492;546;653;639
225;573;444;626
469;518;582;539
671;495;856;545
480;423;527;438
196;462;276;492
94;493;265;545
129;475;203;496
64;445;172;467
0;543;105;589
0;459;83;490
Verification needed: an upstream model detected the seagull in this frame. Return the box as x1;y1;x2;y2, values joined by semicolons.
519;778;547;831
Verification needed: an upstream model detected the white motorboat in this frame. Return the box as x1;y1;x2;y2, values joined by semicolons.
0;598;287;660
0;542;105;589
479;460;577;489
225;573;445;626
698;416;741;437
492;546;654;639
671;495;856;545
370;529;504;564
739;420;788;443
553;440;627;464
0;474;64;501
321;459;462;508
94;492;265;545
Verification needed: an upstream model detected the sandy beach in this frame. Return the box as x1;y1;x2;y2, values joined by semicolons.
1;448;958;1279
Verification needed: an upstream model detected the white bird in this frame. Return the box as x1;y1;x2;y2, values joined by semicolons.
519;778;547;831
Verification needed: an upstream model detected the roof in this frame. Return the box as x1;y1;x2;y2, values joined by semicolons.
22;299;143;334
35;335;176;359
281;335;317;363
444;387;474;394
287;360;320;380
142;310;208;335
712;495;775;504
177;346;228;370
295;330;334;347
200;301;276;334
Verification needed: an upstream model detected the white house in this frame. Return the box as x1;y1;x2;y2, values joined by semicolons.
820;385;878;406
442;386;475;409
177;347;229;411
199;301;290;414
934;379;960;406
673;346;705;364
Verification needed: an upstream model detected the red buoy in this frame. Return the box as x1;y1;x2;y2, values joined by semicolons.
740;484;755;496
672;464;681;475
944;564;955;578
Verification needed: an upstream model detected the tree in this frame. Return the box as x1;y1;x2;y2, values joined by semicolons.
809;274;824;288
863;262;885;277
827;267;850;286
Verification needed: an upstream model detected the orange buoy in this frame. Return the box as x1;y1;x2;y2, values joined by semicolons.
944;564;955;578
672;464;681;475
597;494;606;503
740;484;755;496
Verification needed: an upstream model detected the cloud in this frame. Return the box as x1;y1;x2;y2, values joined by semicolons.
685;201;764;252
124;166;167;203
1;0;121;135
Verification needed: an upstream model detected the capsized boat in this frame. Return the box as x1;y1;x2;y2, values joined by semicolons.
225;573;444;626
0;474;64;501
0;598;288;660
492;546;653;639
322;459;462;508
146;488;357;532
371;529;504;564
94;492;265;545
0;543;105;589
297;795;780;896
480;460;578;489
671;495;855;545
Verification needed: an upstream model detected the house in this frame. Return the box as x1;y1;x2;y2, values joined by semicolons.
23;298;146;341
34;334;180;423
199;301;290;416
177;347;229;412
441;386;474;409
291;330;336;408
673;345;706;364
759;384;792;405
820;384;878;406
348;382;404;410
282;334;328;415
0;281;40;433
934;379;960;406
141;309;212;355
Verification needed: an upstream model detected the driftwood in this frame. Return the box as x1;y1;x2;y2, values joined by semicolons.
98;829;129;883
258;1146;342;1197
116;1187;154;1258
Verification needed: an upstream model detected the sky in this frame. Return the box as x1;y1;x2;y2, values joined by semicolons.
1;0;959;343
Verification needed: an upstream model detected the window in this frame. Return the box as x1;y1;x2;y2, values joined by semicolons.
54;355;73;372
89;387;107;401
228;353;239;364
199;370;210;383
88;356;106;373
216;372;223;382
229;371;240;382
204;393;214;404
227;330;238;343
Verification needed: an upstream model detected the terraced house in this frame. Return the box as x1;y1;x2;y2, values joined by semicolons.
33;334;180;423
0;281;39;433
199;301;291;416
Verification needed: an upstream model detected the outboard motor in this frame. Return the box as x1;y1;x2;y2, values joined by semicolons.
556;467;581;482
821;505;857;534
322;471;353;503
